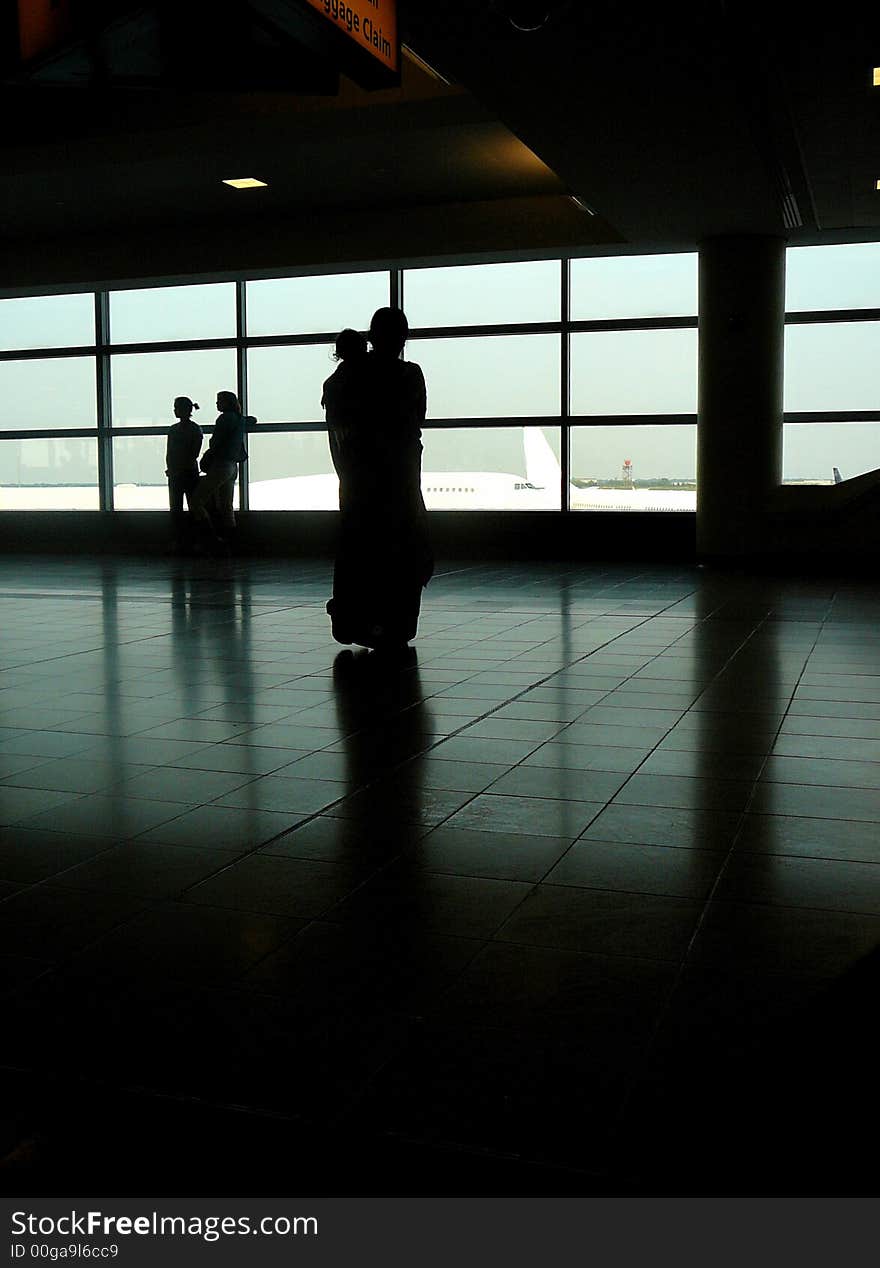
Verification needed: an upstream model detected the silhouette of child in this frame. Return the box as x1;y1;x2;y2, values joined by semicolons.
165;396;202;551
322;329;368;490
334;328;368;365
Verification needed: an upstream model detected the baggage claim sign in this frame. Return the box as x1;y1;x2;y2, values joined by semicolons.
302;0;399;80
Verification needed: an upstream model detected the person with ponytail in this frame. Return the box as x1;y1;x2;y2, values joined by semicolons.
165;396;203;551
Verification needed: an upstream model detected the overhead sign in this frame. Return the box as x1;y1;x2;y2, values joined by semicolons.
8;1;396;92
16;0;75;62
300;0;398;76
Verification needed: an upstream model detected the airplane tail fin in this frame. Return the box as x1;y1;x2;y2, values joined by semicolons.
523;427;562;489
833;466;843;484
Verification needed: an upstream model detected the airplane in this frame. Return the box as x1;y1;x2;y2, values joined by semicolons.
247;426;699;512
0;435;843;511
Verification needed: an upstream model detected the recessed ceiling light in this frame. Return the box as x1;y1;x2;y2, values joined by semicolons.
222;178;267;189
874;67;880;85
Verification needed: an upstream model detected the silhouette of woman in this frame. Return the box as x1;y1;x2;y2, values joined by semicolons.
325;308;433;650
165;396;202;551
191;389;252;548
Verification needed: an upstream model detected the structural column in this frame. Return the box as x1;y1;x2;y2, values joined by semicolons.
697;235;785;558
95;291;114;512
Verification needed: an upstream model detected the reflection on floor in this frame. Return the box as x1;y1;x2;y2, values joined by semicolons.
0;555;878;1195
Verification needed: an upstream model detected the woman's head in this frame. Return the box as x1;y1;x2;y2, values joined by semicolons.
174;396;199;418
333;328;368;362
216;390;241;413
369;307;409;358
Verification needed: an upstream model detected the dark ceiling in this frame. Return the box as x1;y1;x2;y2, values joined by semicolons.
0;55;567;232
403;1;880;243
1;1;880;289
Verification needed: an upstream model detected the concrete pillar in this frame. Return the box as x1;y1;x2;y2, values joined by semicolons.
697;235;785;559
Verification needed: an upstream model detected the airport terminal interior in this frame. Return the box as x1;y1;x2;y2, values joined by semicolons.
2;3;880;1195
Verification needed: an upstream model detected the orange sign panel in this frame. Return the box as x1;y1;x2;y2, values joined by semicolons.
17;0;75;63
301;0;398;74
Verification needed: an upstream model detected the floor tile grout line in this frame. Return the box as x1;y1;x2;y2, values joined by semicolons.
150;601;698;897
609;595;840;1132
1;577;712;939
3;562;877;1110
9;579;711;968
700;598;837;900
337;587;726;948
468;589;776;908
607;603;822;1130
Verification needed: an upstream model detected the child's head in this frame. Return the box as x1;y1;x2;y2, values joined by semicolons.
174;396;199;419
333;328;368;362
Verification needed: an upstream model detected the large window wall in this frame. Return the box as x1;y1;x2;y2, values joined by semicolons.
0;254;701;512
3;244;878;514
783;242;880;484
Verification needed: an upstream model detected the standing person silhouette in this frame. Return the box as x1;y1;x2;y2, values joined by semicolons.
322;328;368;514
325;307;433;651
165;395;202;552
191;390;252;551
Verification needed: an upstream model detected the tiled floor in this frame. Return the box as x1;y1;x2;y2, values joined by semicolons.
1;554;879;1194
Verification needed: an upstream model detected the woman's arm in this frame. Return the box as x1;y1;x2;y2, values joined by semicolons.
404;363;427;425
186;425;202;466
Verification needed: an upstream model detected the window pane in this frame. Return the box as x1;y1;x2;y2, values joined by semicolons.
111;435;241;511
0;293;94;351
570;329;697;414
784;323;880;411
247;345;334;424
111;348;237;428
113;435;173;510
0;437;98;509
247;431;337;509
570;425;696;511
0;357;95;430
786;243;880;312
409;335;560;418
783;423;880;484
570;253;697;320
109;283;236;343
404;261;560;328
246;272;389;337
421;426;561;510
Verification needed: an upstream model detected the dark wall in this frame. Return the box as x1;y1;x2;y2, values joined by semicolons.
0;196;616;295
0;510;696;561
4;504;880;566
